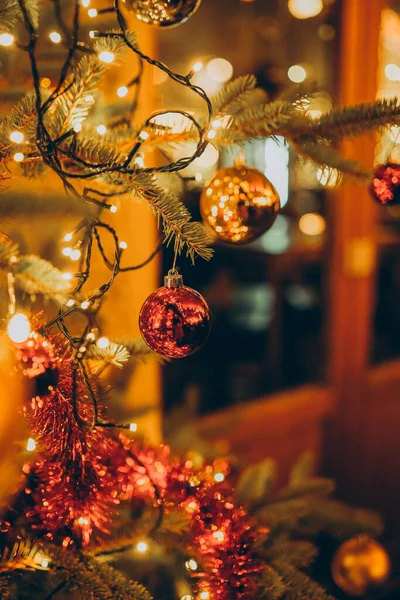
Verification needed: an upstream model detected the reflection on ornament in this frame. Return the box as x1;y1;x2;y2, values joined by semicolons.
288;0;323;19
332;536;390;597
139;271;211;358
200;165;280;245
370;163;400;206
126;0;202;27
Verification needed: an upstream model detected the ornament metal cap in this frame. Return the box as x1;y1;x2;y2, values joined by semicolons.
164;269;183;289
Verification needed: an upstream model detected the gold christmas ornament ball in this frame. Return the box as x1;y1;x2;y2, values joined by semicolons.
125;0;202;27
332;536;391;597
200;165;280;245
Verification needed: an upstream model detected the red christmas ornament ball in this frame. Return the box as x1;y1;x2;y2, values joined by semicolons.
139;272;211;358
370;163;400;205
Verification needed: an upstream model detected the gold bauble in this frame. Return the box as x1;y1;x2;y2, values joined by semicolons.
0;335;29;511
200;165;280;245
125;0;202;27
332;536;391;597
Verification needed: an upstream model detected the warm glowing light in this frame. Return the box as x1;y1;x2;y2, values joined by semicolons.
207;129;217;140
213;530;225;542
117;85;128;98
66;299;75;307
199;593;210;600
214;472;225;483
70;249;81;261
193;61;203;72
96;124;107;135
99;50;114;63
185;559;198;571
195;173;203;182
212;119;222;129
73;122;82;133
40;77;51;89
0;33;14;47
62;247;72;257
129;423;137;432
317;166;340;187
288;0;323;19
13;152;24;162
78;517;89;525
81;0;90;6
62;272;73;281
206;57;233;83
81;300;90;310
134;156;145;168
139;131;149;141
110;205;117;213
89;30;96;39
7;313;31;343
97;336;110;349
119;241;128;249
49;31;61;44
10;131;24;143
86;332;96;341
299;212;326;236
194;144;219;168
88;8;98;17
136;541;148;553
41;559;49;568
288;64;307;83
64;232;73;242
26;438;36;452
385;63;400;82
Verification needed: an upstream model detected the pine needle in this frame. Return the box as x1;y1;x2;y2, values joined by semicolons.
0;540;47;573
0;0;19;32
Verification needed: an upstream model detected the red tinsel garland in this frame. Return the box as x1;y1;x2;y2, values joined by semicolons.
3;333;264;599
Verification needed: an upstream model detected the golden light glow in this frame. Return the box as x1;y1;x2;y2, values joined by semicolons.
66;299;75;307
139;131;149;141
129;423;137;432
41;559;49;568
134;156;145;168
206;58;233;83
214;472;225;483
78;517;89;525
7;313;31;343
73;122;82;133
70;249;81;261
136;541;148;553
80;301;90;310
385;63;400;82
64;232;73;242
119;241;128;249
62;247;72;257
213;530;225;542
13;152;24;162
193;61;203;72
96;124;107;135
40;77;52;89
110;205;118;213
117;85;128;98
288;64;307;83
81;0;90;6
98;51;114;64
10;131;24;143
97;336;110;349
288;0;323;19
199;593;210;600
0;33;14;47
88;8;97;17
49;31;61;43
89;30;96;39
185;558;198;571
207;129;217;140
86;332;96;341
62;272;73;281
194;144;219;168
299;212;326;236
26;438;36;452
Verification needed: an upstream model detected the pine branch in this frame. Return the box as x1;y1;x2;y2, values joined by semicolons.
309;498;384;539
14;255;72;305
0;540;46;573
289;452;314;487
219;101;293;145
293;140;371;180
85;341;131;367
235;458;277;506
93;562;153;600
275;478;336;502
22;0;40;29
0;576;10;598
0;0;19;32
272;561;336;600
263;540;318;569
212;74;258;115
0;91;45;148
259;565;287;600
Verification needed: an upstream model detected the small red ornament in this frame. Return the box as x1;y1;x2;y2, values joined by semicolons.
139;271;211;358
370;163;400;205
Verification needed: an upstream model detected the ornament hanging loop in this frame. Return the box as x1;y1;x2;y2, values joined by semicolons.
164;269;183;289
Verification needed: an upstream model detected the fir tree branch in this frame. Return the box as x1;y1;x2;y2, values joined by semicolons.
14;255;72;305
92;561;153;600
0;0;20;32
211;74;258;115
293;140;371;180
272;561;336;600
0;540;46;573
235;459;277;506
263;540;318;569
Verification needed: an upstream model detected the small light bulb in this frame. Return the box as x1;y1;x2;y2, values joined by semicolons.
41;559;49;568
288;0;323;19
70;249;81;261
86;332;96;341
110;205;117;213
62;247;72;257
88;8;97;17
0;33;14;47
193;61;203;72
73;122;82;133
64;233;73;242
96;124;107;135
195;173;203;182
89;30;96;39
134;156;145;168
288;64;307;83
49;31;61;44
40;77;51;89
214;472;225;483
7;313;31;343
62;272;73;281
213;530;225;542
212;119;222;129
26;438;36;452
136;541;148;553
119;241;128;250
97;336;109;349
139;131;149;141
66;299;75;307
81;0;90;6
207;130;216;140
80;300;90;310
99;50;114;63
185;559;198;571
13;152;24;162
117;85;128;98
78;517;89;525
10;131;24;143
129;423;137;432
199;593;210;600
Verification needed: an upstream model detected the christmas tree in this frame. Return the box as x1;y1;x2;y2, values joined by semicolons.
0;1;398;598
